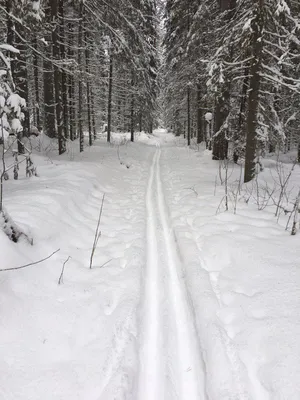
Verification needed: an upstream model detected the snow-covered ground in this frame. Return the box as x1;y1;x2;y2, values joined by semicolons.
0;130;300;400
161;143;300;400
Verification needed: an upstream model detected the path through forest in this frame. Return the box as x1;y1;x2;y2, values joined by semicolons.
1;130;300;400
137;143;206;400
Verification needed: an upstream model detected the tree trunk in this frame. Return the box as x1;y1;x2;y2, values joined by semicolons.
91;87;97;140
43;57;56;138
212;0;236;160
85;30;93;146
139;111;142;132
123;94;127;132
6;0;14;76
13;23;29;154
107;53;113;143
59;0;69;143
234;67;249;163
43;2;56;138
213;89;229;160
78;0;84;152
33;37;41;131
51;0;65;155
149;121;153;134
67;14;76;141
187;86;191;146
197;84;203;144
87;78;92;146
130;74;135;142
244;1;264;183
7;2;26;154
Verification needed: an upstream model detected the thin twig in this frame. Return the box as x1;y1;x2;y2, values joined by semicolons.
0;249;60;272
216;195;226;214
184;186;198;196
96;258;113;269
291;204;300;236
90;193;105;269
58;256;71;284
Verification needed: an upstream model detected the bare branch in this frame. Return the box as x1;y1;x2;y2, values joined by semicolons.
0;249;60;272
58;256;71;284
89;193;105;269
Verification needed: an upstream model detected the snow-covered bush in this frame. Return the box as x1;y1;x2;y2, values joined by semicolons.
0;44;35;243
0;45;25;142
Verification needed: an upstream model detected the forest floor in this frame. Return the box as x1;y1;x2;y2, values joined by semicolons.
0;129;300;400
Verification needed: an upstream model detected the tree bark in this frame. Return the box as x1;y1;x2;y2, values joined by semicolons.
13;21;29;153
130;73;135;142
213;89;229;160
51;0;65;154
197;84;203;144
91;87;97;140
33;37;41;131
187;86;191;146
67;13;76;141
107;53;113;143
43;1;56;138
78;0;84;152
6;0;14;76
85;29;93;146
244;1;264;183
139;111;142;132
43;57;56;138
234;67;249;163
59;0;69;143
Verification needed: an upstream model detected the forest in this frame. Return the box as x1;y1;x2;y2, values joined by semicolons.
0;1;300;400
163;0;300;182
0;0;159;153
1;0;299;182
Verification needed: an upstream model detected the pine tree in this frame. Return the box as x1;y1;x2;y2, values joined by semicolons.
0;0;160;155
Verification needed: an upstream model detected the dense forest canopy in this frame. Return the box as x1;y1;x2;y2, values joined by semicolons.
0;0;299;183
0;0;159;153
163;0;300;182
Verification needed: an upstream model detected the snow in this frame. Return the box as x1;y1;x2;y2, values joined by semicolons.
0;44;20;54
32;0;41;12
161;139;300;399
0;130;300;399
0;94;5;109
243;18;253;33
137;148;164;399
7;93;26;116
0;135;153;400
275;0;291;16
205;112;213;122
0;114;10;139
11;118;23;133
137;146;205;399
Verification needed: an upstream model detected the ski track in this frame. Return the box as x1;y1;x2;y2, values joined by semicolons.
138;147;206;400
137;149;164;400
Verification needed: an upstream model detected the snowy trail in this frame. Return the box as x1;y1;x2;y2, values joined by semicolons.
137;149;164;399
138;147;206;400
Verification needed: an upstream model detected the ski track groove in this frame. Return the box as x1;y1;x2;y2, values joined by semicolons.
137;149;164;400
137;147;206;400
